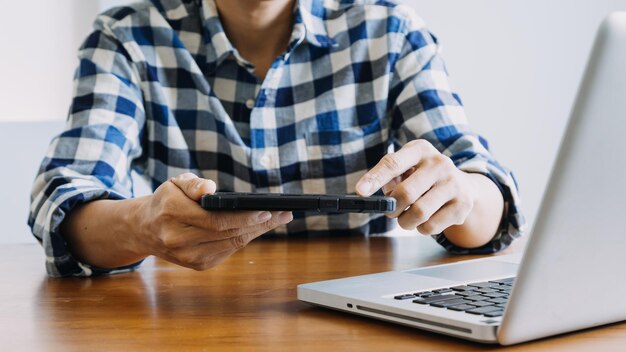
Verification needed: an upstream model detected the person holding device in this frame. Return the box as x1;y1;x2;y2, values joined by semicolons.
29;0;524;277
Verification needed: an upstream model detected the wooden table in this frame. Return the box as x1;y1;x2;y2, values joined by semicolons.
1;235;624;351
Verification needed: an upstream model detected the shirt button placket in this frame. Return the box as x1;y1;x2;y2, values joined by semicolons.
251;64;283;191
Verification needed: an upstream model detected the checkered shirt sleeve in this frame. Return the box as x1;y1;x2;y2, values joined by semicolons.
28;17;146;276
388;7;525;254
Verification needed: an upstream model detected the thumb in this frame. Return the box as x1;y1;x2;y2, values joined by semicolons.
169;173;217;201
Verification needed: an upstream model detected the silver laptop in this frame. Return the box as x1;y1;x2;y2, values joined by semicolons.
297;12;626;345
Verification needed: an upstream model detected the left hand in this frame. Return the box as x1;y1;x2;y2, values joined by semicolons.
356;139;477;235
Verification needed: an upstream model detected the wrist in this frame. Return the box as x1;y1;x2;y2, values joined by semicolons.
464;172;486;204
443;172;504;248
115;196;152;260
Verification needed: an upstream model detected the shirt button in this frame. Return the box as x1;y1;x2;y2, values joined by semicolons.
259;155;271;168
245;99;255;109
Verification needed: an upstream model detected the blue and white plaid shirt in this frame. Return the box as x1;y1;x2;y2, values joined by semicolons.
29;0;525;277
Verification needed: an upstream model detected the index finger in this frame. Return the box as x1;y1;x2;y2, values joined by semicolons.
166;184;271;230
188;206;272;231
356;143;424;196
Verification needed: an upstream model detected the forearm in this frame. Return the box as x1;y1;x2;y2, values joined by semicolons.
443;173;504;248
60;197;148;269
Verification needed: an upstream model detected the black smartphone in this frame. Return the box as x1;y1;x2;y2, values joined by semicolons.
200;192;396;213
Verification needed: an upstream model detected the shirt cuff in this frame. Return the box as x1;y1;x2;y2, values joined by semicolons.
36;187;143;277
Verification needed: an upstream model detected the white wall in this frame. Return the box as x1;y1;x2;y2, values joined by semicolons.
0;1;99;122
1;0;625;244
408;0;626;230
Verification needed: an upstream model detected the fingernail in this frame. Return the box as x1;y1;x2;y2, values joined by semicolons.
278;211;293;224
356;180;372;195
257;211;272;222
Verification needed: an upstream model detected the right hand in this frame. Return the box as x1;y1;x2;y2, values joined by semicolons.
132;173;293;270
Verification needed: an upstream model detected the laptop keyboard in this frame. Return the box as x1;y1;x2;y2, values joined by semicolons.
393;277;515;318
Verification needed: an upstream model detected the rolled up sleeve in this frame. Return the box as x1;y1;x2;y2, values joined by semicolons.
28;17;146;277
388;10;526;253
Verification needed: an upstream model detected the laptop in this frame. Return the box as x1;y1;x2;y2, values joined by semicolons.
297;12;626;345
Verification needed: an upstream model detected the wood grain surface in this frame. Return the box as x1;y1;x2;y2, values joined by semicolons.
1;235;624;351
